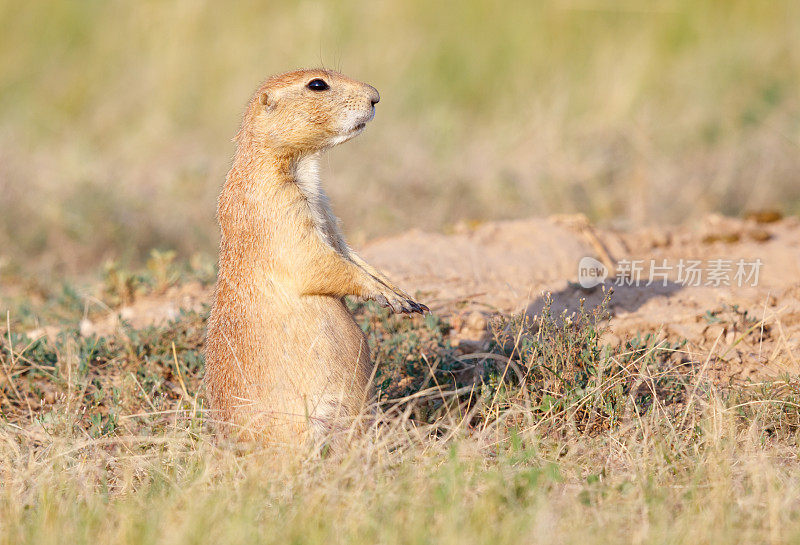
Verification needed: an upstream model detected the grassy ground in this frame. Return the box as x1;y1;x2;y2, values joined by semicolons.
1;0;799;275
2;2;800;541
2;264;800;543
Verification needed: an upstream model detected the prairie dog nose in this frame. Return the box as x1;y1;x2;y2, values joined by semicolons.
368;86;380;106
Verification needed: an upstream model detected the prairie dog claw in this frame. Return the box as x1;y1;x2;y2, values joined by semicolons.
369;289;427;315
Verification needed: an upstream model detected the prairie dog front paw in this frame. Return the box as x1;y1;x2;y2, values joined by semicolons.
368;284;429;315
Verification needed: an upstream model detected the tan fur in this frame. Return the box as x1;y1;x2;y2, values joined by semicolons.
203;69;427;449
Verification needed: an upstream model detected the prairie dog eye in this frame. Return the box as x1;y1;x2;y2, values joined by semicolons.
307;79;329;91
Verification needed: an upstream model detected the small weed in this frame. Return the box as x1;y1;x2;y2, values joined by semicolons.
103;260;147;307
349;289;696;435
0;306;207;436
145;249;179;294
482;291;690;433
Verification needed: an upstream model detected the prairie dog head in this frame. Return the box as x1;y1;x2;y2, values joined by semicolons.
239;69;380;152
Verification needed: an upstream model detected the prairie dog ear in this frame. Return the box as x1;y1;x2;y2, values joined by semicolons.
259;91;274;109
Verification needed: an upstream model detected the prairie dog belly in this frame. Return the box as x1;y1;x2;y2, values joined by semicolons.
205;290;373;443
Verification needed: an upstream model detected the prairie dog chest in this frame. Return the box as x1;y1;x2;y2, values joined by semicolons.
292;154;345;252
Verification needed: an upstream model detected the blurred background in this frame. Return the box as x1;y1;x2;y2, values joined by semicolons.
0;0;798;277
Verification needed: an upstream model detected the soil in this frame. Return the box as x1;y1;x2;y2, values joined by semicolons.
73;214;800;383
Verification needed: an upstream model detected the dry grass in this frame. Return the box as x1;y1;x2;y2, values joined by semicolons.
3;271;800;543
5;396;800;545
3;360;800;543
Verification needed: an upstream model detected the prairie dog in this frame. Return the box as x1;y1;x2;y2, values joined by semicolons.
204;69;427;448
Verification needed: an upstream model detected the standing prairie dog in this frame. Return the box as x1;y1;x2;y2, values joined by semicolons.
204;69;427;448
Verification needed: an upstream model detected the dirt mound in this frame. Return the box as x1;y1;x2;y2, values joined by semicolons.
71;214;799;383
363;214;800;381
